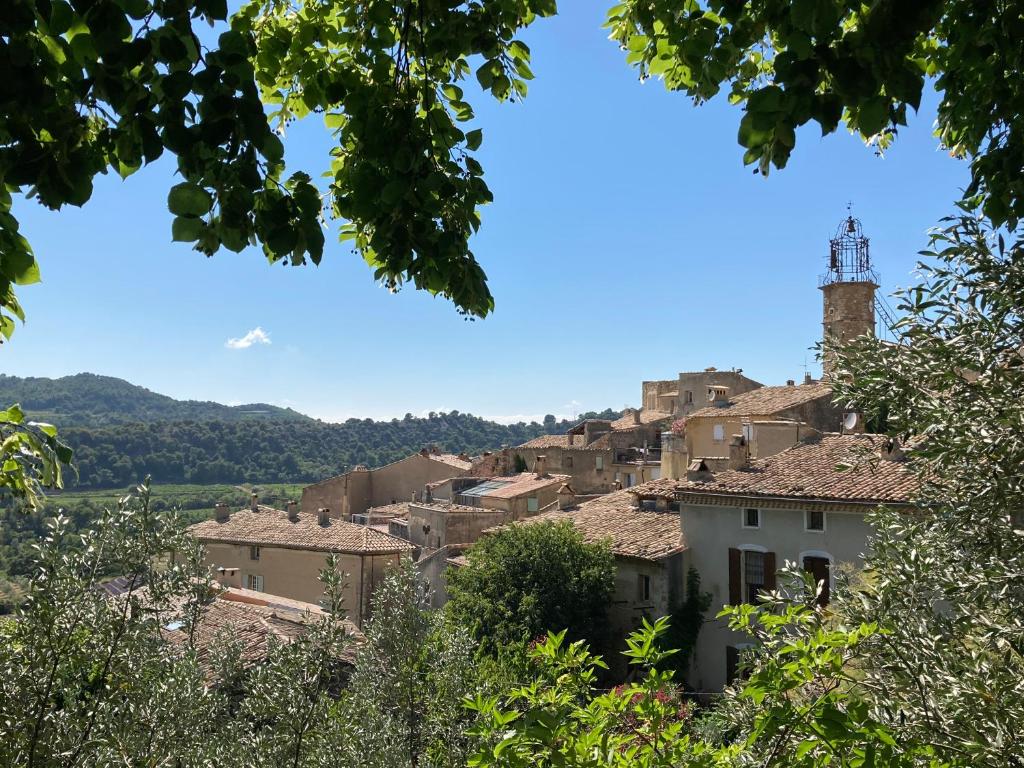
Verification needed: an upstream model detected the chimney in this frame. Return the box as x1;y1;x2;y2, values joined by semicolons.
557;483;575;510
786;379;796;386
411;491;417;503
420;447;430;457
250;492;258;512
728;434;749;470
424;484;433;503
708;385;730;407
534;455;548;478
286;501;299;522
632;409;641;425
686;459;714;482
880;437;904;462
318;507;331;526
613;479;623;490
803;372;813;385
214;503;230;523
567;433;574;447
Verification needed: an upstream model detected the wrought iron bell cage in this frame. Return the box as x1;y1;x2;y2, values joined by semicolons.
820;215;879;286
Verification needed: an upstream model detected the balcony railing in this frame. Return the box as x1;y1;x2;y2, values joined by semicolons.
614;448;662;464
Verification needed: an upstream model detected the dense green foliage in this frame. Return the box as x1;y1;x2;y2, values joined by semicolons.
0;482;303;613
468;596;937;768
0;373;311;426
607;0;1024;230
828;213;1024;765
0;0;555;336
446;521;616;656
0;373;619;488
6;0;1022;340
57;409;610;488
0;483;356;767
333;559;481;768
0;402;72;510
658;566;712;680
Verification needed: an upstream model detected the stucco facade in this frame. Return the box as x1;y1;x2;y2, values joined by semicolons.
200;541;405;627
674;370;763;417
662;433;916;691
406;503;511;549
679;500;874;691
301;451;473;520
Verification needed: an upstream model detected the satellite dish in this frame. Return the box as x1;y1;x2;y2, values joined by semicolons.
707;388;716;402
843;412;860;432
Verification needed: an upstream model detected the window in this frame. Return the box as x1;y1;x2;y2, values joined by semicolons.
685;390;693;404
729;548;775;605
527;497;539;513
641;499;657;511
743;550;766;604
636;574;651;602
249;545;260;561
247;574;264;592
626;473;636;488
595;455;604;471
743;508;760;528
564;456;574;469
803;556;831;605
713;424;725;441
806;509;826;532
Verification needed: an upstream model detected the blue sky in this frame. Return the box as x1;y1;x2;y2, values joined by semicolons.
4;3;967;423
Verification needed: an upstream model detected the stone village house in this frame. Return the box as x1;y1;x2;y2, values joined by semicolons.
189;497;414;627
300;448;495;521
661;432;915;690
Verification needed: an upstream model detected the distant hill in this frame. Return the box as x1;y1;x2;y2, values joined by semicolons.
0;373;620;489
0;373;312;426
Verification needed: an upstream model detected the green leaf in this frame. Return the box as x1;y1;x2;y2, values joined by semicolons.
465;129;483;151
167;183;213;217
171;216;207;242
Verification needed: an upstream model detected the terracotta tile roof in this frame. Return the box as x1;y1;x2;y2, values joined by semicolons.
412;501;491;515
611;410;673;430
687;382;832;419
363;502;410;520
430;453;474;470
514;489;684;562
517;434;611;451
190;505;414;554
674;434;916;505
629;478;680;499
518;434;573;449
465;472;571;500
162;589;363;677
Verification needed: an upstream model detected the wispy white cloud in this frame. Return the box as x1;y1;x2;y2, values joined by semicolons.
225;327;271;350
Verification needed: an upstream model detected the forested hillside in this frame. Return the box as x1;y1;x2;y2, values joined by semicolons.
0;373;618;489
0;373;311;426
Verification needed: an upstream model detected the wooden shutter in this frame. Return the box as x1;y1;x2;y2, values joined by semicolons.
728;548;741;605
803;556;831;606
763;551;777;592
726;645;739;685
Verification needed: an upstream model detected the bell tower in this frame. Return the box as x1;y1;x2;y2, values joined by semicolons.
819;212;877;378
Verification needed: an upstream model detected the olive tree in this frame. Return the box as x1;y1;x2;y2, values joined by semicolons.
826;214;1024;766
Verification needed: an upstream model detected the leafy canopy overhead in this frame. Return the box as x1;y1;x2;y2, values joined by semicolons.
0;0;549;338
605;0;1024;227
2;0;1018;338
